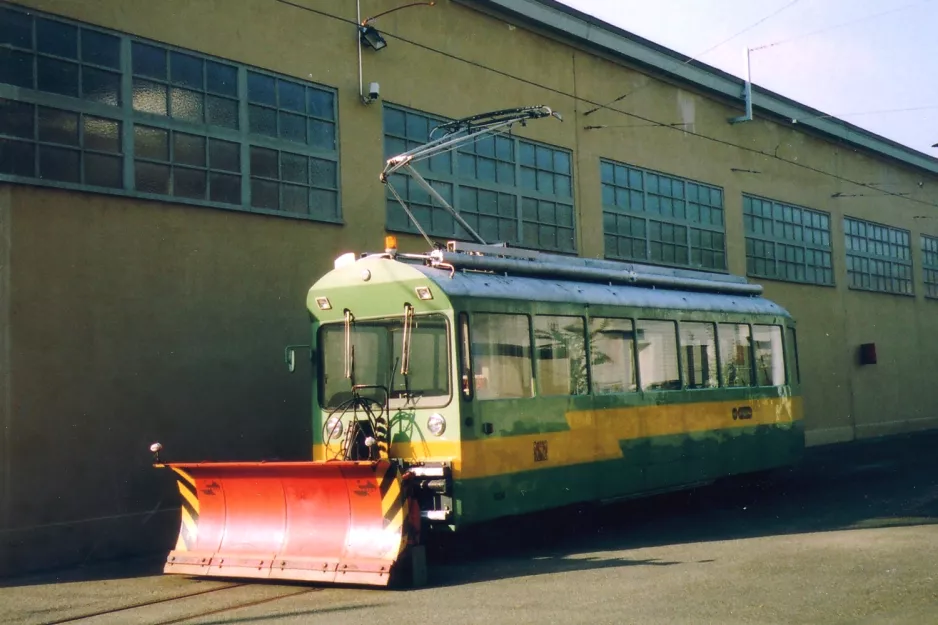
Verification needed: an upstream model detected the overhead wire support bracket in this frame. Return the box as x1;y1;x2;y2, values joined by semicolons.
729;47;753;124
380;105;563;248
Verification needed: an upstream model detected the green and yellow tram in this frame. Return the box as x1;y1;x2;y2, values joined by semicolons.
310;239;803;531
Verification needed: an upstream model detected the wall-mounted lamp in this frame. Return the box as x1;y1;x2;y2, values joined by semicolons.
356;1;435;105
359;24;387;51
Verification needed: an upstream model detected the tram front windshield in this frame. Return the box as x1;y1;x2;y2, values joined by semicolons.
319;314;450;408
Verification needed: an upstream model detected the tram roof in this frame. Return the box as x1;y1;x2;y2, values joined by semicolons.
410;263;790;318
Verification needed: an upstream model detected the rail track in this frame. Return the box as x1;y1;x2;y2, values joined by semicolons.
41;581;322;625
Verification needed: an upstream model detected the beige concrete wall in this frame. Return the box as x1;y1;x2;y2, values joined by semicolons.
3;0;938;575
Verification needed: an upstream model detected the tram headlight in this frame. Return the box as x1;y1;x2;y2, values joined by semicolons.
427;413;446;437
325;416;344;439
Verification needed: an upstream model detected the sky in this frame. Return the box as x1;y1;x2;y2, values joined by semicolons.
556;0;938;157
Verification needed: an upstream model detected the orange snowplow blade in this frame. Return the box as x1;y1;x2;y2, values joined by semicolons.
161;460;416;586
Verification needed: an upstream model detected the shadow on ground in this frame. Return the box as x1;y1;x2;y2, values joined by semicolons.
424;429;938;587
3;430;936;591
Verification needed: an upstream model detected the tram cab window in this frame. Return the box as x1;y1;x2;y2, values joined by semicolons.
318;314;450;408
718;323;753;387
471;313;534;400
534;316;588;396
636;320;680;391
589;318;637;394
680;322;718;389
753;325;785;386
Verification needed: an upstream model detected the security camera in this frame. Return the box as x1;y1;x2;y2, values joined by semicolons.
369;82;380;100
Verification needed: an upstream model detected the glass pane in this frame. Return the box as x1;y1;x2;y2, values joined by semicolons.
0;8;32;49
590;318;637;394
0;139;35;176
636;320;680;390
81;30;120;69
133;125;169;161
384;108;405;136
307;88;334;119
309;188;338;220
0;49;34;88
173;132;205;167
787;327;800;384
37;107;79;146
281;152;307;184
206;95;238;129
471;313;533;400
83;116;120;153
310;158;336;188
718;323;752;387
37;19;77;58
281;183;308;214
247;71;276;105
170;87;204;123
753;325;785;386
132;42;167;79
279;111;306;143
84;153;122;188
248;105;276;137
209;138;240;172
278;80;305;112
82;67;120;106
0;99;34;138
210;172;240;205
170;51;202;88
534;316;587;396
37;57;79;97
174;167;207;199
680;322;717;389
132;79;168;115
206;61;237;96
249;146;277;179
38;145;80;183
309;120;335;150
134;160;170;194
251;177;278;209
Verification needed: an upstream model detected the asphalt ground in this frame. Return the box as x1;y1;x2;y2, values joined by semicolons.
3;430;937;625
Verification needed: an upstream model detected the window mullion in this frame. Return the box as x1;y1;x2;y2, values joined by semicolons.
237;66;249;208
120;35;134;191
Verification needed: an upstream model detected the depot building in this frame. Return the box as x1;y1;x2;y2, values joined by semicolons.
1;0;937;576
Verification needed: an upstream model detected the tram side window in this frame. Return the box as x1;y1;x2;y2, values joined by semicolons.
680;322;718;389
636;320;680;390
471;313;533;400
788;327;801;384
753;325;785;386
718;323;752;387
535;316;588;396
590;318;638;394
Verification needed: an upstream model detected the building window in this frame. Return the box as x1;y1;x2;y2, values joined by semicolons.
131;42;238;128
601;159;726;271
383;104;576;254
922;235;938;299
0;8;122;105
0;100;123;188
0;2;339;222
743;194;833;286
844;216;912;295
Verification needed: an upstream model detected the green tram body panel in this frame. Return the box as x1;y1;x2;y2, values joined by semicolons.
307;254;804;530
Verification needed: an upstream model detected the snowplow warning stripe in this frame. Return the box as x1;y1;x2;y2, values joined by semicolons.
378;463;403;530
171;468;199;551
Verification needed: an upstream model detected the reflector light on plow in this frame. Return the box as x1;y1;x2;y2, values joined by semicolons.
161;460;416;587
